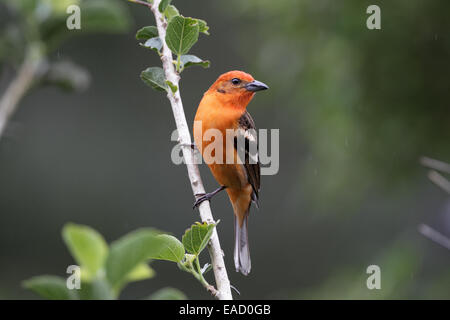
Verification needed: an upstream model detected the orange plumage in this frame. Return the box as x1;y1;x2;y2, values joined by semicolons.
193;71;268;275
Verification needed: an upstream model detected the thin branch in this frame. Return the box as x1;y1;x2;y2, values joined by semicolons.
418;224;450;251
0;44;44;140
427;170;450;195
148;0;233;300
420;156;450;175
127;0;152;8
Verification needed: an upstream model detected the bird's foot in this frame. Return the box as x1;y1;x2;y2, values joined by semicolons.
193;193;213;209
193;186;227;209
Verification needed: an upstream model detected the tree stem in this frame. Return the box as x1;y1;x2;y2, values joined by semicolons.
149;0;233;300
0;44;44;140
127;0;152;8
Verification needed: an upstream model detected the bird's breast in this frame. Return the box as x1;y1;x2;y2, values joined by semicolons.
193;96;248;189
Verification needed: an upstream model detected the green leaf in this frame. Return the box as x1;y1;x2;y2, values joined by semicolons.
158;0;172;13
113;260;156;294
141;67;168;92
45;0;80;15
140;37;162;54
81;0;131;33
182;222;217;256
136;26;158;41
78;279;114;300
105;229;184;286
165;16;200;56
196;19;210;35
62;223;108;280
40;0;131;50
164;5;179;20
148;287;187;300
180;55;210;70
125;263;155;282
23;276;78;300
153;234;184;262
166;80;178;93
105;229;158;286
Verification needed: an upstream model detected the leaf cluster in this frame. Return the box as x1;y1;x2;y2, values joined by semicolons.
136;1;210;93
23;221;217;299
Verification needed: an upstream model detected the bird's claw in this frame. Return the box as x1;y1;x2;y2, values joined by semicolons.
193;193;211;209
192;186;227;210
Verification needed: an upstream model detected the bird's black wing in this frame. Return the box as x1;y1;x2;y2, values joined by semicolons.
235;111;260;206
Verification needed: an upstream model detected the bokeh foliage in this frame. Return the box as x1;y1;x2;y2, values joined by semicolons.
0;0;131;91
228;0;450;299
24;223;187;300
0;0;448;300
24;221;217;299
230;0;450;207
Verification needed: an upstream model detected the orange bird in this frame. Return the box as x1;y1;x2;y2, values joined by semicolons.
193;70;268;275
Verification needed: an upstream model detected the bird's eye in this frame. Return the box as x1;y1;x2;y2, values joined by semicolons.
231;78;241;85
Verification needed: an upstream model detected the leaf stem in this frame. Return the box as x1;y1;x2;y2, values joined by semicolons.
176;55;182;73
195;256;207;283
177;257;219;298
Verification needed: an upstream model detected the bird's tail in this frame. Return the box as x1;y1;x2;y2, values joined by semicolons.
234;214;251;276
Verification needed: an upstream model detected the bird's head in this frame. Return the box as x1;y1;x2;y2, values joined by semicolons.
206;70;268;109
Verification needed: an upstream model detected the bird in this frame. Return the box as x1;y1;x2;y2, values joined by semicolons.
193;70;268;275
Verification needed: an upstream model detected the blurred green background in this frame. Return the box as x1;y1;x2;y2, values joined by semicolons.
0;0;449;299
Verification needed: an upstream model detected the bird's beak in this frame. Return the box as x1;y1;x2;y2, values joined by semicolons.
245;80;269;92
